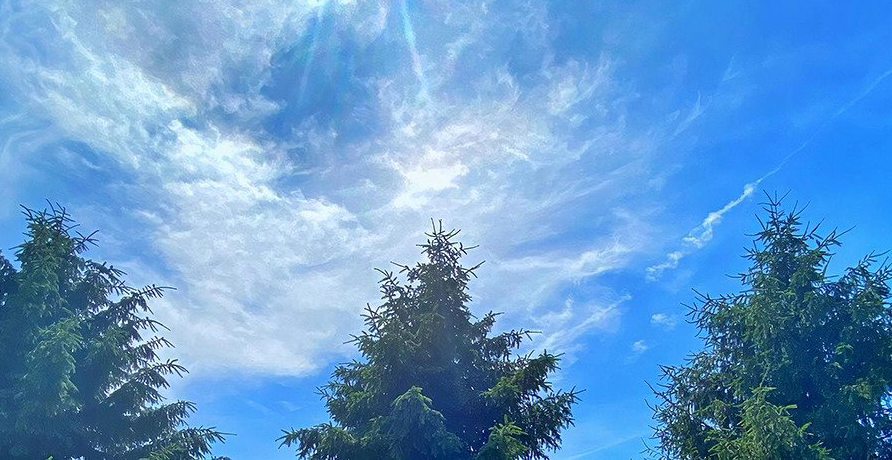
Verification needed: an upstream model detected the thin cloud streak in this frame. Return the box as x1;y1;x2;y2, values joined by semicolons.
647;68;892;280
400;0;429;102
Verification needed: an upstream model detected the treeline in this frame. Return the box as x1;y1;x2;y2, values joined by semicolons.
0;197;889;459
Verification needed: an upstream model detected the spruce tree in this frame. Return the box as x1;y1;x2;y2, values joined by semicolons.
0;205;225;459
651;196;892;459
281;222;579;459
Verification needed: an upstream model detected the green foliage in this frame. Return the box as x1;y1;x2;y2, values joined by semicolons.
0;205;225;459
651;196;892;459
281;222;579;459
477;419;529;460
706;386;831;460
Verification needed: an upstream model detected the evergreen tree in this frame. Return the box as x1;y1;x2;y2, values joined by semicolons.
281;222;579;459
651;196;892;459
0;205;225;459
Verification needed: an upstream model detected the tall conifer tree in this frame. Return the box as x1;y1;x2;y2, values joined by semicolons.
651;196;892;459
0;205;225;459
281;222;578;459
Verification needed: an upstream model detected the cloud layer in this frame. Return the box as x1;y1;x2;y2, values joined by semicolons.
1;0;691;376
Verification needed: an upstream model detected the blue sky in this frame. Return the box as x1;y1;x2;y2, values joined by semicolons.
1;0;891;458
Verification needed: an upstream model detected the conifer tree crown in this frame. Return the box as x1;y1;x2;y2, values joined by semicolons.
651;196;892;459
0;205;225;460
281;222;579;459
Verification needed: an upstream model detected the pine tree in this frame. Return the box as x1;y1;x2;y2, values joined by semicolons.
281;222;579;459
0;205;226;459
650;196;892;459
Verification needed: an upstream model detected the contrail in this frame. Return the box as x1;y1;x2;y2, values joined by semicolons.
400;0;430;101
762;68;892;182
647;68;892;280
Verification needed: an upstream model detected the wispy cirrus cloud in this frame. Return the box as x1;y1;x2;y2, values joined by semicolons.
0;0;688;376
534;295;626;365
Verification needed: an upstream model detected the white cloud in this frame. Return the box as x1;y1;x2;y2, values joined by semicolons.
625;339;648;363
501;239;632;280
390;156;470;209
0;0;678;377
533;296;626;366
545;58;613;116
650;313;679;331
671;92;706;137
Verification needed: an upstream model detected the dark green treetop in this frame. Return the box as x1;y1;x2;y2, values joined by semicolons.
0;205;225;459
281;222;579;459
651;196;892;459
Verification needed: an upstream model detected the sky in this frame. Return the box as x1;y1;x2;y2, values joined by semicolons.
1;0;891;458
